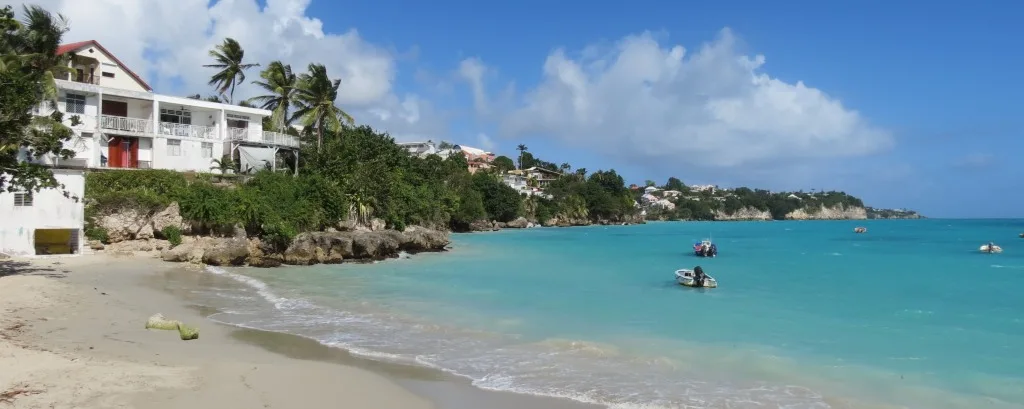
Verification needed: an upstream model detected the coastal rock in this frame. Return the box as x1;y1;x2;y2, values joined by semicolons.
245;238;283;268
95;202;188;243
786;205;867;220
151;202;188;236
505;217;530;229
276;227;449;267
369;218;387;232
97;208;152;243
714;207;772;221
201;238;250;266
542;215;591;228
160;237;209;263
103;238;171;254
88;240;104;250
468;220;499;232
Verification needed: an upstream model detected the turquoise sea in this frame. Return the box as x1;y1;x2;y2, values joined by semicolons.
195;220;1024;409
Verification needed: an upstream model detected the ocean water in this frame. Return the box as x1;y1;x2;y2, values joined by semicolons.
187;220;1024;409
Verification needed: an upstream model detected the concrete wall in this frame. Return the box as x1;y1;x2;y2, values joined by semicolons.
0;170;85;256
71;45;150;92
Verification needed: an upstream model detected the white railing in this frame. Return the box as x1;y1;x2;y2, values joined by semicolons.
159;122;217;139
99;115;152;134
262;131;300;147
226;127;300;148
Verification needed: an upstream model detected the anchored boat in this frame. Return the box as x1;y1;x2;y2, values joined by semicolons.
675;268;718;288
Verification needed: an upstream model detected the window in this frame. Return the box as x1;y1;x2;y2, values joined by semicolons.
201;142;213;158
159;109;192;125
65;93;86;114
102;72;115;78
167;139;182;156
14;192;32;207
226;113;249;129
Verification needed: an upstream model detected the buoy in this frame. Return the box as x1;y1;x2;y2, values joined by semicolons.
854;227;867;233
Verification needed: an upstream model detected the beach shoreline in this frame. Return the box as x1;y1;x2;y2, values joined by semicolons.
0;254;601;409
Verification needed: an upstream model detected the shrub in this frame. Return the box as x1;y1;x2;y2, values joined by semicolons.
85;225;108;243
162;226;182;247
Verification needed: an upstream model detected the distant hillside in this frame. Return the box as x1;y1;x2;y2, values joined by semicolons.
865;207;923;219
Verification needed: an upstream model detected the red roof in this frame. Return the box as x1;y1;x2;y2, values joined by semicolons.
56;40;153;92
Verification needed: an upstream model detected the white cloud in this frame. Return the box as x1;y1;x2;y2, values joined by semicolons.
458;57;488;114
483;28;892;169
476;133;494;151
5;0;445;138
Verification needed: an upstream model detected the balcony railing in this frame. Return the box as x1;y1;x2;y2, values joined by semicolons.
226;128;300;148
99;115;152;134
159;122;217;139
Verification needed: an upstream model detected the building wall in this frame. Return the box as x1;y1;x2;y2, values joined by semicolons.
152;137;223;172
71;45;150;92
0;170;85;256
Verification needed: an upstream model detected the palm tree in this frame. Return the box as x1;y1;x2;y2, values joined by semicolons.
245;61;296;131
559;162;571;174
203;38;259;104
516;144;528;170
291;63;354;150
1;5;73;107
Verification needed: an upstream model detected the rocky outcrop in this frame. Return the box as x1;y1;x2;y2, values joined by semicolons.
95;202;190;243
467;220;501;232
714;207;772;221
158;226;450;268
505;217;530;229
785;205;867;220
542;215;591;227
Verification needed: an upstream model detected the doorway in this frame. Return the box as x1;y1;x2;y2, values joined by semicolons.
34;228;79;255
107;136;139;168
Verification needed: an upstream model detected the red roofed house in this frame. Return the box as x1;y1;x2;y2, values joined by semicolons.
36;40;296;173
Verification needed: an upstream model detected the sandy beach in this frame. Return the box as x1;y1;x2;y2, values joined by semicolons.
0;254;600;409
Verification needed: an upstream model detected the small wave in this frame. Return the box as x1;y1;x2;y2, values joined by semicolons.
204;266;312;310
532;338;622;357
990;264;1024;269
830;252;842;256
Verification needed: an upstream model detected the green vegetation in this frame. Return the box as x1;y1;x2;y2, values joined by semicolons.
161;226;182;247
0;5;78;196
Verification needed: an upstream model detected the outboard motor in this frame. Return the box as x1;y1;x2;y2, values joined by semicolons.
693;266;706;287
709;244;718;257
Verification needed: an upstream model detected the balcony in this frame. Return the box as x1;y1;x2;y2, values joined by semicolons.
99;115;152;136
226;128;300;148
158;122;217;140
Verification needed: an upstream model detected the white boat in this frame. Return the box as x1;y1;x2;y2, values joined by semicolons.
980;244;1003;253
675;269;718;288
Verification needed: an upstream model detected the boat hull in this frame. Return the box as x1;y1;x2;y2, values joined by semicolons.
980;245;1003;254
675;269;718;288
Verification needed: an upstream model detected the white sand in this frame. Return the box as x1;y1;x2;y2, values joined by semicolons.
0;255;434;409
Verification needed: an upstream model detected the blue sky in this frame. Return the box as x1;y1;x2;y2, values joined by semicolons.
16;0;1024;218
306;0;1022;218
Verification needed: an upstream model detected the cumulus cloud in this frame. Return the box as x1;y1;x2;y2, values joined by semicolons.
482;28;892;169
4;0;445;138
458;57;488;115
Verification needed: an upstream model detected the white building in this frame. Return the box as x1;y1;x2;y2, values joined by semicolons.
0;169;85;256
36;40;298;173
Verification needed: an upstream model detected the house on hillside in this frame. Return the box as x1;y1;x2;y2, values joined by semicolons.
520;166;561;187
452;144;495;173
32;40;295;174
0;169;85;257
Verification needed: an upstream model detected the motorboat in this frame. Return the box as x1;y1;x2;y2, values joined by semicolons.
693;239;718;257
675;269;718;288
980;244;1003;254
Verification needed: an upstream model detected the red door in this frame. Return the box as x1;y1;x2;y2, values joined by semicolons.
106;136;139;168
108;136;122;168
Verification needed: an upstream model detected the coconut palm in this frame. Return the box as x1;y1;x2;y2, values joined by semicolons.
1;5;73;107
516;144;527;170
203;38;259;104
291;63;354;150
245;61;296;131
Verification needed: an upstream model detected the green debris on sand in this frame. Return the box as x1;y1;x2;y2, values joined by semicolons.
145;313;199;341
177;323;199;341
145;313;181;330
